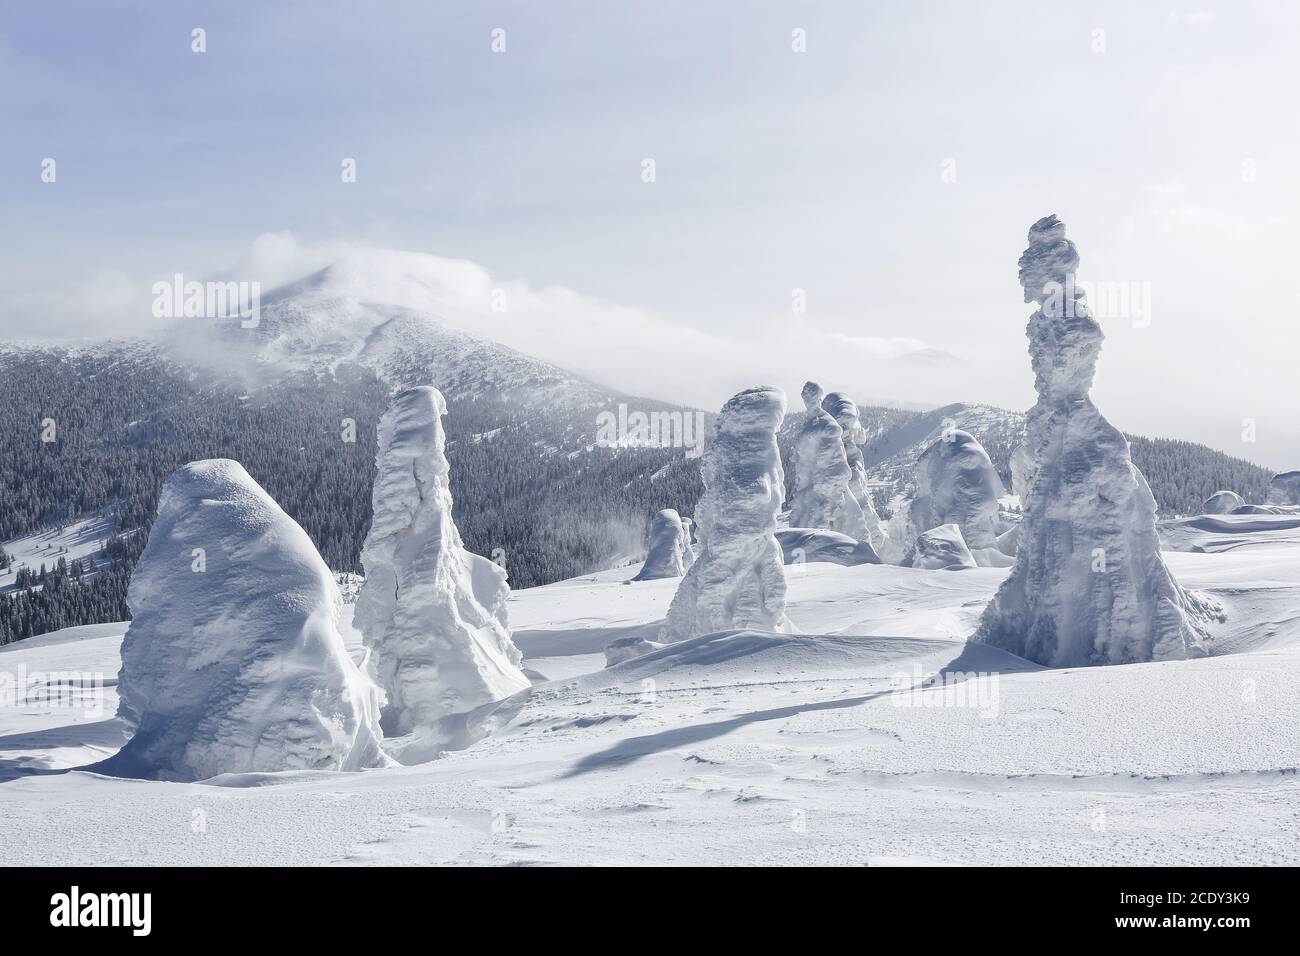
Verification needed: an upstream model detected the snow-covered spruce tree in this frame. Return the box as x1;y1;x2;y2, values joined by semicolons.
820;391;887;550
973;215;1219;666
660;386;792;642
105;459;386;781
631;508;690;580
1264;471;1300;506
789;381;871;541
906;428;1005;561
355;387;529;748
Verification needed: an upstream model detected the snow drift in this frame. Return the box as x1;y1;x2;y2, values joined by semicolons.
973;215;1218;667
661;386;792;643
1203;490;1245;515
355;387;529;754
104;459;386;781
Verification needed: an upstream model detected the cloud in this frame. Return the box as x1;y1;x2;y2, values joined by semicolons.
1129;178;1262;242
1;231;964;413
1167;11;1214;27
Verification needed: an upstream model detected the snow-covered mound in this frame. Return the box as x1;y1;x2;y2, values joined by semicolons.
902;429;1004;565
101;459;386;781
776;528;880;566
974;216;1218;667
1265;471;1300;506
1203;489;1245;514
789;381;872;542
661;386;792;643
910;523;977;570
630;509;691;581
355;387;529;757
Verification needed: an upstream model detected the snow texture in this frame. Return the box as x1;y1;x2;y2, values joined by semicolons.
355;387;529;750
681;517;696;566
820;390;888;551
104;459;386;781
789;381;872;542
910;523;977;570
1203;490;1245;515
1265;471;1300;506
630;509;690;581
906;428;1005;559
973;215;1216;667
661;386;792;643
1010;441;1035;503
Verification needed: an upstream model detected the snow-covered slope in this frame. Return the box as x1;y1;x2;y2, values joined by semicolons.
165;255;611;410
3;510;1299;865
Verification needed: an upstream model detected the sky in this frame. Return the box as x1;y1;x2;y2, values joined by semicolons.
2;1;1298;468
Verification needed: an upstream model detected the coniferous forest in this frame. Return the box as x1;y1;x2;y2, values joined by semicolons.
0;346;1272;644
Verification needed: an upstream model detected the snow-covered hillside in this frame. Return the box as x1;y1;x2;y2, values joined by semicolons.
163;254;611;410
3;513;1298;865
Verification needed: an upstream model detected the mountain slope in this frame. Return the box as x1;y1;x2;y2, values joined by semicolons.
0;258;1277;643
0;264;710;642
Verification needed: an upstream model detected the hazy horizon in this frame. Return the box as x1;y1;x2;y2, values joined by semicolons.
4;1;1298;468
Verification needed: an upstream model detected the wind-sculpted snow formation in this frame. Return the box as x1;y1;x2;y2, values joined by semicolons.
1265;472;1300;506
911;523;977;570
790;381;871;541
973;215;1218;667
355;387;529;752
661;386;792;643
906;429;1005;562
820;390;887;550
776;528;880;567
1203;490;1245;515
105;459;386;781
631;508;691;581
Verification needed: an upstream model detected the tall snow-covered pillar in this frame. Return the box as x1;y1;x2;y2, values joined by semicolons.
355;387;529;747
790;381;871;542
973;215;1218;666
821;391;887;551
661;386;792;642
631;508;690;580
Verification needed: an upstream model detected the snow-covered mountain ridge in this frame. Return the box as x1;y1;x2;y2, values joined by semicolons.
0;255;1277;643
